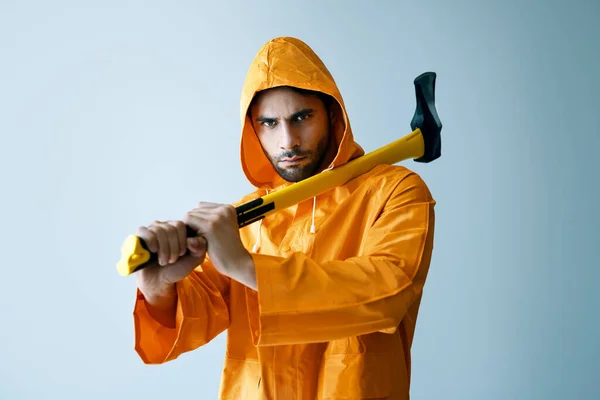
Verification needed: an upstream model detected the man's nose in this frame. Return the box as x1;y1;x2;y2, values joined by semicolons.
279;123;301;149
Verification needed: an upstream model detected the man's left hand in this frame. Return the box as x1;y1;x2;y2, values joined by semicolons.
184;202;257;290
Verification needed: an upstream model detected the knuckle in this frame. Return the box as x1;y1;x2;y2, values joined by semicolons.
173;220;185;229
225;204;235;214
216;206;228;218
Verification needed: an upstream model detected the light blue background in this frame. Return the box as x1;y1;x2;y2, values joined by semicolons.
1;0;598;399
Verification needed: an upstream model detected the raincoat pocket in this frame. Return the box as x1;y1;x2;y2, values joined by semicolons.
219;357;261;400
318;352;391;399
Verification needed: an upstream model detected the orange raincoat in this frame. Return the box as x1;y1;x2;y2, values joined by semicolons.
133;37;436;399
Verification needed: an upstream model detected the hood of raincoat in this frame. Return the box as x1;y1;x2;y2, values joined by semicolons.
239;36;365;190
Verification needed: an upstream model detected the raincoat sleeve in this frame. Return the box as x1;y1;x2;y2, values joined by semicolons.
133;259;231;364
248;172;435;346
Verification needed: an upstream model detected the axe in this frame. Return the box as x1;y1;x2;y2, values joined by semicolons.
117;71;442;276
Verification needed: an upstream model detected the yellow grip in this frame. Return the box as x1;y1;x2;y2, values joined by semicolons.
116;235;151;276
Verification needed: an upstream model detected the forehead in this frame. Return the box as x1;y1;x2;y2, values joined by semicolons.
250;87;323;115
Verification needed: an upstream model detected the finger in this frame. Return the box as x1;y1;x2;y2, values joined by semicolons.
187;237;198;252
199;235;208;247
187;236;207;256
169;220;188;256
196;236;208;253
163;223;181;264
193;203;236;216
194;207;236;228
136;226;157;253
195;202;221;210
150;224;169;266
206;204;236;219
183;212;212;234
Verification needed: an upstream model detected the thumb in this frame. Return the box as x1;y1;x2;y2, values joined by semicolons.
187;236;207;255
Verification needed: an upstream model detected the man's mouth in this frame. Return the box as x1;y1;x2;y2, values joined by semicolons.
280;156;306;165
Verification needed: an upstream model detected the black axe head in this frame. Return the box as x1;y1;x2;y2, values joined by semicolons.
411;72;442;163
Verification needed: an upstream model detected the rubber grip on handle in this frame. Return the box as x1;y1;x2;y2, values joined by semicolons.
116;225;198;276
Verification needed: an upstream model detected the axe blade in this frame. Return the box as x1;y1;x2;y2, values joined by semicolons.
411;72;442;163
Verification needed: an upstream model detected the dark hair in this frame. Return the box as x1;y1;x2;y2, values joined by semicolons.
285;86;331;106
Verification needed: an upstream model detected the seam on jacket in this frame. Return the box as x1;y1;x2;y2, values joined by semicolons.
222;356;260;362
259;274;416;317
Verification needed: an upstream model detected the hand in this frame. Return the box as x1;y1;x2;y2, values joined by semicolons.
135;220;208;299
184;202;256;289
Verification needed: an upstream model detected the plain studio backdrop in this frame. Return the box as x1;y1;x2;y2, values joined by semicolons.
1;0;598;399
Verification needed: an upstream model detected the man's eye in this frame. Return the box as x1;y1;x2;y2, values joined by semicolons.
262;120;276;127
296;114;310;122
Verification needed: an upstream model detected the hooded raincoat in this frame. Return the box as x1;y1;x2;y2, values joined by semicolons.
133;37;436;400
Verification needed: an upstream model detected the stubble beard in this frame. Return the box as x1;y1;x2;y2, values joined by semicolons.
270;133;330;183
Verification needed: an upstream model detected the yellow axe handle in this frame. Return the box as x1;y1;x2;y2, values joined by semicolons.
116;71;442;276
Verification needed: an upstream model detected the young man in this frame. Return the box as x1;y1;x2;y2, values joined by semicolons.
133;36;436;399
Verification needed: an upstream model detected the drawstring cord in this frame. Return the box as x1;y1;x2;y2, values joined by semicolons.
252;163;335;251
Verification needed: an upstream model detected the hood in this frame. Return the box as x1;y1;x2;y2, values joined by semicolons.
239;36;364;190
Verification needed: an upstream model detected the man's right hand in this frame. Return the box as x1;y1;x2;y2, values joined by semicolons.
134;220;207;308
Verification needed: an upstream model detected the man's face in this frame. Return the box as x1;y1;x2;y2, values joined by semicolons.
250;87;331;182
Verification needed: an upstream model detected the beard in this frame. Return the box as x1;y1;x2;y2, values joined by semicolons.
268;133;330;182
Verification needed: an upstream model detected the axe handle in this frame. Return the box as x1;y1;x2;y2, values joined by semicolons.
116;72;441;276
236;128;425;227
117;129;424;276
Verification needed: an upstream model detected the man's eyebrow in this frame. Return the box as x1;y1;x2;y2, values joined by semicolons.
255;108;315;123
255;115;276;123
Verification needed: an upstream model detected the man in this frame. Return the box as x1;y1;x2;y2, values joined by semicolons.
133;36;436;399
